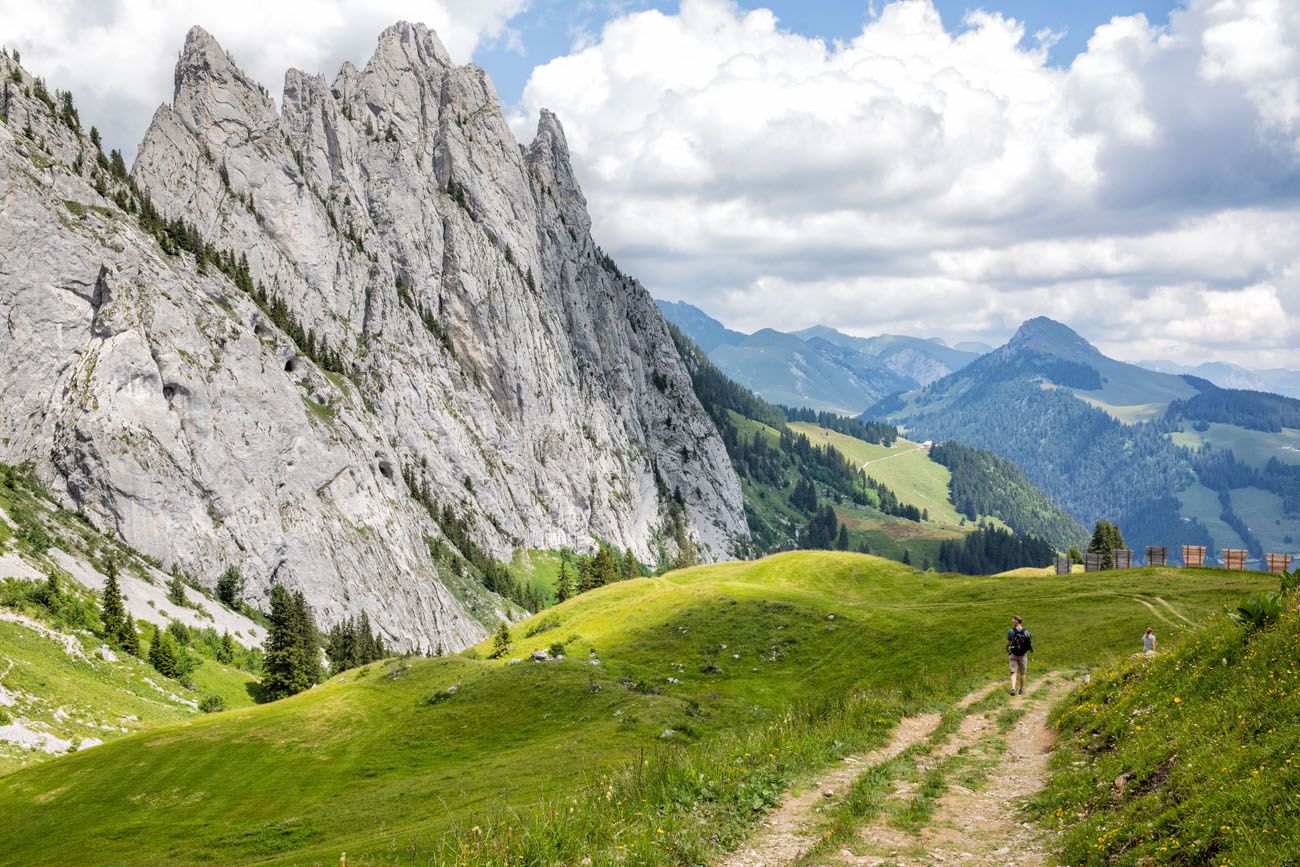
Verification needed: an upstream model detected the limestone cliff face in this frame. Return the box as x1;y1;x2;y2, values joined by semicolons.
0;27;746;650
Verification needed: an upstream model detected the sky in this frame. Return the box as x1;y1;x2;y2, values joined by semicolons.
3;0;1298;369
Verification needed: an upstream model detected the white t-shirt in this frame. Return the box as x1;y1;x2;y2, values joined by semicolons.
1142;632;1156;651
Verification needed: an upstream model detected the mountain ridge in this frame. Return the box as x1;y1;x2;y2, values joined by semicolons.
657;300;983;413
0;26;746;650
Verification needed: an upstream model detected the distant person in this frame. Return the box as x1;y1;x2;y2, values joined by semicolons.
1006;615;1032;695
1143;626;1156;656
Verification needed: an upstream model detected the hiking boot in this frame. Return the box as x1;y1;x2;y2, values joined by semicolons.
1018;688;1024;695
1009;689;1016;696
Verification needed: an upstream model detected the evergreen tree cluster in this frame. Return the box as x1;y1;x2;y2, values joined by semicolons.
262;585;323;700
780;406;897;446
936;526;1056;574
1087;520;1128;570
789;477;818;511
799;505;844;550
928;440;1086;550
1167;387;1300;434
403;463;541;611
324;612;389;675
98;560;141;657
864;475;923;522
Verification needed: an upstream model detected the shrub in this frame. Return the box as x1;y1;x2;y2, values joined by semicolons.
216;566;243;608
198;694;226;714
547;642;565;658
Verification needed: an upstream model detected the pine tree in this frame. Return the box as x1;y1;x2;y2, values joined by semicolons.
621;548;639;580
149;627;180;678
554;561;574;603
1088;521;1126;570
100;561;127;645
836;524;850;550
902;549;912;566
166;569;187;607
120;615;141;657
262;585;320;699
216;631;235;664
594;546;618;587
292;591;323;686
490;621;511;659
216;566;243;608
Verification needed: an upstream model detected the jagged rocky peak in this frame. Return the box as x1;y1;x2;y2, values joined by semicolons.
0;23;748;651
173;25;277;149
1004;316;1098;358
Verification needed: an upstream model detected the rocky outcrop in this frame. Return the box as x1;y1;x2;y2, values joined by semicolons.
0;27;747;650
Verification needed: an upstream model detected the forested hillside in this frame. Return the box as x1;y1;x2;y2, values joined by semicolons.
884;377;1210;552
670;326;1071;572
928;442;1085;550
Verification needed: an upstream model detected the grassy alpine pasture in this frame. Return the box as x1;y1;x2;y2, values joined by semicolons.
0;553;1271;865
787;422;966;526
1035;594;1300;865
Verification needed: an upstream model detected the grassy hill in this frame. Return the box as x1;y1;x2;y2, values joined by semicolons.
789;423;965;525
1035;585;1300;864
1;465;263;773
0;551;1270;865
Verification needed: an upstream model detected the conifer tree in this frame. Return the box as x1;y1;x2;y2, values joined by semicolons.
621;548;639;580
166;569;187;607
216;566;244;608
262;585;320;699
836;524;850;550
490;621;511;659
292;590;323;687
554;561;575;603
100;560;126;645
1088;520;1126;570
902;549;912;566
217;631;235;664
120;614;141;657
149;626;180;678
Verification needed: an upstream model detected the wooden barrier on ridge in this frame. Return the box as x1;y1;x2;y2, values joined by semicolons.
1083;553;1103;572
1222;549;1247;571
1267;553;1292;574
1146;546;1169;567
1182;545;1207;568
1112;548;1134;569
1054;557;1072;575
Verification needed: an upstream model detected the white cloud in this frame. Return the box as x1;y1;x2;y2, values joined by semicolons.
515;0;1300;368
0;0;528;160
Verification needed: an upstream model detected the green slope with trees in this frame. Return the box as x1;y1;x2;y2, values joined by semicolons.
0;552;1272;865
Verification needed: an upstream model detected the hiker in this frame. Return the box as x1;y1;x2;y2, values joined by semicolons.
1006;615;1032;695
1142;626;1156;656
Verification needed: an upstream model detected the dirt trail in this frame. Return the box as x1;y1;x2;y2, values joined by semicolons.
835;679;1072;867
720;684;999;867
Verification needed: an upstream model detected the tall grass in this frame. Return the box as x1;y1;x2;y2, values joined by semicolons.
1033;598;1300;865
419;688;914;865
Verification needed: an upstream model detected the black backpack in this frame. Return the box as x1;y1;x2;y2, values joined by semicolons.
1010;628;1032;655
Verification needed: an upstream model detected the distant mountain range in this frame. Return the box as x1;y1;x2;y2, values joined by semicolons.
656;300;985;414
870;317;1300;562
1139;360;1300;400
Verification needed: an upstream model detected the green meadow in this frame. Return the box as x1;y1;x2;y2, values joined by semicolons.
0;552;1269;865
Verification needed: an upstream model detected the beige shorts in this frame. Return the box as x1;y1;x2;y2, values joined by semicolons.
1008;653;1027;675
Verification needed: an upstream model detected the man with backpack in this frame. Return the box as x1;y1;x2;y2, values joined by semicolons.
1006;615;1032;695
